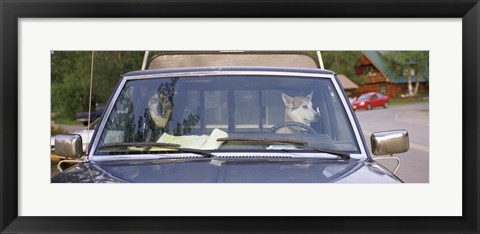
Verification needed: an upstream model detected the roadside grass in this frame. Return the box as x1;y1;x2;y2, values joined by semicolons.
52;113;80;125
51;125;68;135
389;93;429;106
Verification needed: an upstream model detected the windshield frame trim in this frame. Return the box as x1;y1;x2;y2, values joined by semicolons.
88;70;367;161
331;74;369;160
89;76;128;158
125;70;336;80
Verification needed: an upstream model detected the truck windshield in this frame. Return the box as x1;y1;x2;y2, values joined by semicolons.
94;75;359;155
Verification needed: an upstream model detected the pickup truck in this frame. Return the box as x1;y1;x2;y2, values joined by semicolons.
52;52;409;183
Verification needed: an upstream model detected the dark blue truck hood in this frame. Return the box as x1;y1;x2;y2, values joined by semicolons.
51;158;401;183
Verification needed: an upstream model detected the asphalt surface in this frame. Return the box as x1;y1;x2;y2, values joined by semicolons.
355;102;429;183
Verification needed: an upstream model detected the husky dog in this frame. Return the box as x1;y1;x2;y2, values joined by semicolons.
278;92;320;133
149;92;173;128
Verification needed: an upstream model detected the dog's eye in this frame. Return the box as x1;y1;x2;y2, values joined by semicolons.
302;105;307;109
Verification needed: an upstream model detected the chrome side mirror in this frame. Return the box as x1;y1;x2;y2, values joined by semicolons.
371;130;409;156
55;134;83;158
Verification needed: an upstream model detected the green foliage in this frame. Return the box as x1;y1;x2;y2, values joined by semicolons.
384;51;429;80
388;96;429;106
384;51;429;96
51;51;144;120
321;51;366;85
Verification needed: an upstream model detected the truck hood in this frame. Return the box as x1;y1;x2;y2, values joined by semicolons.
51;158;401;183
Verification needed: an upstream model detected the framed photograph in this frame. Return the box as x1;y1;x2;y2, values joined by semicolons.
1;0;478;233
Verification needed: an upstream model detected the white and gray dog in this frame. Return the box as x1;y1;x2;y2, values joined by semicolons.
278;91;320;133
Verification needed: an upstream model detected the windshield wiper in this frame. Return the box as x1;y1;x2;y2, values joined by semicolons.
98;142;181;150
98;142;214;158
217;137;308;145
217;137;349;159
294;145;350;160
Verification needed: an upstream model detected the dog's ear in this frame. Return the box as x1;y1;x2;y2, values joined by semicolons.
306;91;314;101
282;93;294;107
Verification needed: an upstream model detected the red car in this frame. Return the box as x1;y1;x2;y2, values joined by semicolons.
352;92;389;110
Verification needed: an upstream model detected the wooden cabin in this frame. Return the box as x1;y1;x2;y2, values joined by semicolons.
354;51;428;98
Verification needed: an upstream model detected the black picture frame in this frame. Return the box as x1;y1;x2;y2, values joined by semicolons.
1;0;478;233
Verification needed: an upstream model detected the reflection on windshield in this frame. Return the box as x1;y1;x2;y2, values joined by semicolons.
95;75;359;155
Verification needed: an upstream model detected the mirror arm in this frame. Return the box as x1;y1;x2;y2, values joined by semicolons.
372;155;401;174
57;159;83;173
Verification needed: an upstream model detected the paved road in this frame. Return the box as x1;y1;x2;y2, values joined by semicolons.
355;102;429;183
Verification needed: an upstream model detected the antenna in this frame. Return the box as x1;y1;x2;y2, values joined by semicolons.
86;51;95;154
316;51;324;69
141;51;150;70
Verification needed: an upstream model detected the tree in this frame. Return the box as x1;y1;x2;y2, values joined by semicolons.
384;51;429;96
321;51;366;85
412;52;429;95
51;51;93;119
51;51;144;120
